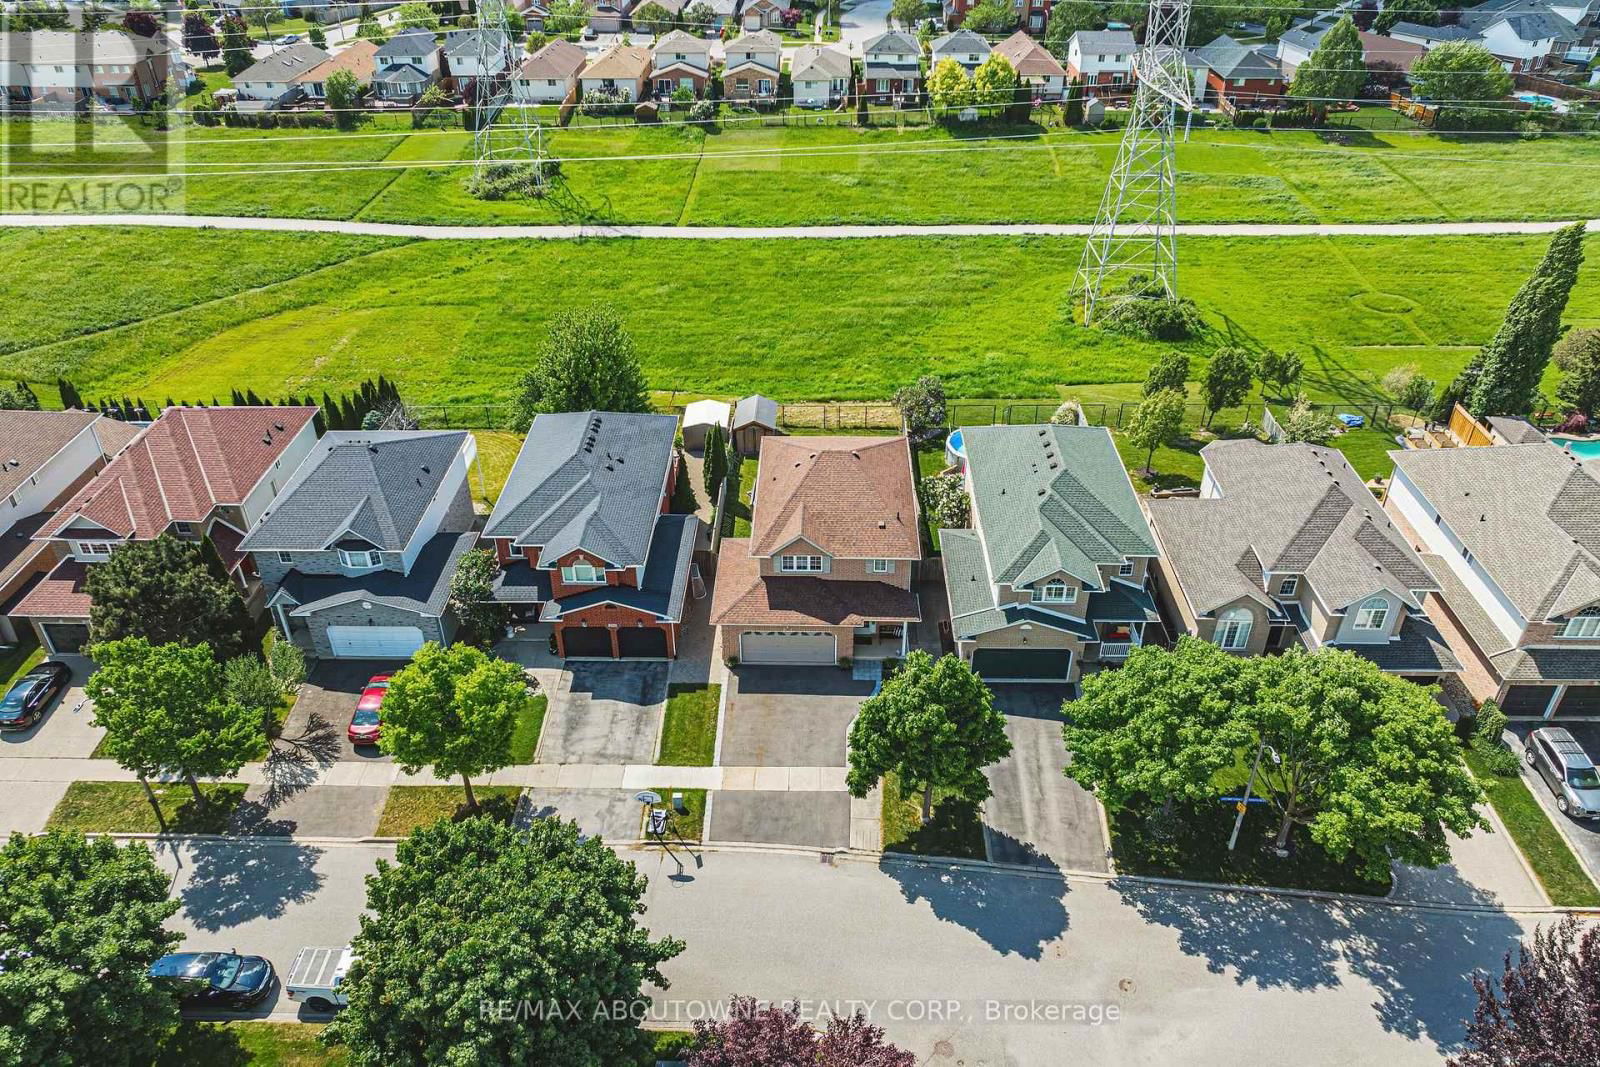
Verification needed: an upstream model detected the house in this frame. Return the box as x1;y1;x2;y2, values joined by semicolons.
741;0;786;30
232;41;330;109
0;412;140;646
723;30;783;102
1275;21;1426;76
1144;441;1459;684
930;28;991;73
580;44;653;103
711;436;921;665
520;0;551;30
242;431;478;659
0;30;171;110
941;425;1160;684
650;30;712;98
944;0;1052;30
371;28;441;104
1392;0;1585;72
680;399;731;452
515;38;587;104
1190;34;1286;109
444;29;512;94
993;31;1068;101
731;394;781;454
1387;444;1600;716
296;40;379;101
10;406;320;655
482;411;699;659
702;0;739;31
862;30;922;104
1066;29;1137;101
589;0;629;33
791;44;852;107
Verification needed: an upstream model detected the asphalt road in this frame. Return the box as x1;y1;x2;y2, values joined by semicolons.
151;837;1547;1062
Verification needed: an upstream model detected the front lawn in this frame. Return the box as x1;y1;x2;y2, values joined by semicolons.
880;772;987;859
1464;748;1600;907
508;694;548;764
46;780;247;834
0;634;43;689
644;786;707;842
157;1020;346;1066
374;785;521;837
657;683;720;766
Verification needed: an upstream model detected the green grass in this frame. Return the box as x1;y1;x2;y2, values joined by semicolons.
645;786;707;842
657;683;720;766
722;455;756;538
0;634;43;690
470;429;523;507
46;780;247;834
374;785;522;837
880;771;987;859
1464;748;1600;908
508;694;547;764
158;1021;346;1066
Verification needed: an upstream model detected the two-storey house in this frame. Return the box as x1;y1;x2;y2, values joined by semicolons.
514;38;587;104
790;44;852;107
711;436;921;666
862;30;923;104
0;30;172;110
1066;29;1137;102
483;411;699;660
1145;440;1459;684
650;31;712;97
1190;34;1286;109
723;30;782;102
11;406;319;654
1388;444;1600;716
243;430;478;659
371;28;441;104
930;29;991;74
443;28;511;96
993;31;1068;101
941;425;1160;684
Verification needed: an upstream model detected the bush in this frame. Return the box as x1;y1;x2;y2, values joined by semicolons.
465;159;562;200
920;473;969;528
688;98;716;123
1097;295;1205;342
1049;400;1080;425
581;85;632;116
1469;699;1521;777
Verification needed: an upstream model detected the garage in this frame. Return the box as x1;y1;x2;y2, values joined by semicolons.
560;626;614;658
326;625;425;659
1503;685;1558;717
740;631;837;666
617;627;670;659
1557;686;1600;717
971;647;1073;683
40;623;90;654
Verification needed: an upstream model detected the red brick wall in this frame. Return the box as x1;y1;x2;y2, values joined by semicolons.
547;547;637;598
556;603;677;657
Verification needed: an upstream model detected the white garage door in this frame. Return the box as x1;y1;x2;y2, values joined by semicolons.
326;625;426;659
739;631;837;665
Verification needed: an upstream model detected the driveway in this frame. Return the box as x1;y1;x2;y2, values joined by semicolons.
517;787;645;842
838;0;889;52
538;663;668;765
287;661;403;763
708;790;852;849
983;686;1110;873
1510;721;1600;883
0;657;101;758
719;667;872;767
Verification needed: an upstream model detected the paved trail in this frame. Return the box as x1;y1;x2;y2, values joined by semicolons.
3;213;1596;240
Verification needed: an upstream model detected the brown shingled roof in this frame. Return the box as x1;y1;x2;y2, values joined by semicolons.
709;539;921;626
295;38;379;85
0;410;100;501
8;558;92;620
750;435;920;560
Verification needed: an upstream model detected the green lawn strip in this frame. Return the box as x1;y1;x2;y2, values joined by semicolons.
644;786;707;842
46;780;247;834
1106;801;1391;896
508;694;548;764
721;455;756;538
0;635;43;689
880;771;987;859
374;784;521;837
470;429;523;507
657;683;720;766
157;1020;346;1067
1464;748;1600;908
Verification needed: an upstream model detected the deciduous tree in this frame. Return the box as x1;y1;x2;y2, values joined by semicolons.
1451;916;1600;1067
689;996;916;1066
1406;40;1512;106
1142;350;1189;396
972;52;1020;108
448;548;509;648
920;473;969;528
1467;222;1587;418
220;14;255;76
889;0;924;29
325;68;361;128
891;374;947;442
1279;393;1337;444
547;0;590;35
85;534;250;659
961;0;1016;33
1201;346;1253;427
633;0;674;32
1045;0;1105;48
394;1;441;32
1255;348;1302;399
1556;328;1600;420
1126;387;1186;472
1382;363;1435;415
513;303;652;429
926;57;974;114
1288;15;1364;118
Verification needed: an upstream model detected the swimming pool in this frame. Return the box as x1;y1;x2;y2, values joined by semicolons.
1516;92;1569;112
945;427;968;469
1555;437;1600;460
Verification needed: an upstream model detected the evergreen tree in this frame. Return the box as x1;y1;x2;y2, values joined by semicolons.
1467;223;1587;418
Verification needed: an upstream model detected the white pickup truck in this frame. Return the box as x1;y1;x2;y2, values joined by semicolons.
284;945;355;1012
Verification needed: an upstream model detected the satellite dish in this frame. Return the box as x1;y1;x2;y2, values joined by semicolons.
634;791;662;805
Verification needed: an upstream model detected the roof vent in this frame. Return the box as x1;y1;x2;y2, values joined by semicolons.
262;435;272;445
877;520;886;529
1037;487;1046;496
368;444;379;453
1049;462;1059;470
605;464;615;472
273;422;285;432
851;451;860;459
420;465;431;474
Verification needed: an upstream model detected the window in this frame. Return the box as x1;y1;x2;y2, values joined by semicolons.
77;541;114;557
338;548;382;570
757;78;773;94
561;562;604;584
1031;580;1074;604
868;559;892;574
876;79;890;92
277;551;292;564
174;521;193;536
1118;560;1135;577
1216;607;1252;650
779;555;823;573
1276;576;1298;597
1563;607;1600;638
1353;596;1389;631
1233;77;1247;87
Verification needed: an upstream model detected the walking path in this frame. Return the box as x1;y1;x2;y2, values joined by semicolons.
4;213;1597;241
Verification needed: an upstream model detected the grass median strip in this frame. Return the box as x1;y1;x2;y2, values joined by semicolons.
157;1020;347;1067
657;684;720;766
46;781;246;834
1464;749;1600;908
374;785;522;837
880;772;986;860
645;786;707;843
509;694;548;764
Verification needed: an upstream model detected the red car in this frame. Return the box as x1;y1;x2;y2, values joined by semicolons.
348;675;390;746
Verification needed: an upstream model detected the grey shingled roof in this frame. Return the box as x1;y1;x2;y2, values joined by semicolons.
235;41;330;83
1391;444;1600;621
1341;616;1463;676
1459;5;1579;42
732;394;778;431
942;531;1101;641
1192;35;1282;80
1491;645;1600;683
483;411;677;569
863;30;921;56
1487;416;1548;445
242;431;468;553
444;28;510;57
277;531;476;619
931;29;991;55
791;44;851;80
540;514;699;623
1146;440;1438;619
964;425;1158;591
377;28;438;58
1071;29;1137;54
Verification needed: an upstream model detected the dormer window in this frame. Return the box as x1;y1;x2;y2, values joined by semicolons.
339;548;382;570
562;562;604;584
1276;576;1298;597
779;554;823;573
1562;607;1600;638
1031;580;1074;604
1353;596;1389;631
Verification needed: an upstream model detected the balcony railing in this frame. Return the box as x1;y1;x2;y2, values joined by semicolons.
1099;642;1134;659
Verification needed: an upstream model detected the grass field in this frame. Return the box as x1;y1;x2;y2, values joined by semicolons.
3;117;1597;225
46;781;247;833
374;784;521;837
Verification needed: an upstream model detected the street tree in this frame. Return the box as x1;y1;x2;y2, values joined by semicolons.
547;0;590;34
355;11;388;43
224;654;283;735
689;996;916;1066
846;650;1011;824
1556;329;1600;420
1201;346;1254;427
309;23;327;47
0;831;181;1067
927;58;974;115
701;422;728;500
1142;350;1189;396
1451;915;1600;1067
268;637;307;694
324;816;683;1065
889;0;923;28
85;534;250;659
513;303;652;430
1126;387;1186;473
1373;0;1437;33
962;0;1016;32
891;374;947;442
183;12;221;60
1407;41;1512;108
86;638;263;810
448;548;509;648
972;52;1020;108
1287;15;1364;119
377;642;525;810
633;0;674;32
325;68;361;129
1467;222;1587;418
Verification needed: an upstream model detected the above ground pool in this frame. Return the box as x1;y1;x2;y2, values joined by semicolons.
1516;92;1568;112
945;428;968;470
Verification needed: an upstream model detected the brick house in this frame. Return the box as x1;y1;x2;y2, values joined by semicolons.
1190;34;1286;110
650;30;712;98
242;431;479;660
11;406;320;654
861;30;923;104
711;435;921;666
483;411;699;660
723;30;783;102
0;30;172;110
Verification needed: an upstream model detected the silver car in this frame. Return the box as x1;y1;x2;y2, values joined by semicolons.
1525;727;1600;818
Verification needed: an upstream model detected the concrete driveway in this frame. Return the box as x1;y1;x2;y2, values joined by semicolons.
0;657;101;758
517;787;645;842
286;661;403;763
983;686;1110;873
538;662;668;764
1510;721;1600;883
708;790;852;849
719;667;872;767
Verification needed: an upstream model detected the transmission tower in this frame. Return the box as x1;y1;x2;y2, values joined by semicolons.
1072;0;1195;323
471;1;547;188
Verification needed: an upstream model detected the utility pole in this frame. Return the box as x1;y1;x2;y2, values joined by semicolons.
471;0;548;189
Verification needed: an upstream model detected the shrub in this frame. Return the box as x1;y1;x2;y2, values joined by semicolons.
465;159;562;200
1049;400;1080;425
688;99;716;122
920;473;970;528
1097;296;1205;342
1469;699;1522;777
581;85;632;116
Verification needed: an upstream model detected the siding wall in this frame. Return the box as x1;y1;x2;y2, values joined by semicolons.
298;603;445;658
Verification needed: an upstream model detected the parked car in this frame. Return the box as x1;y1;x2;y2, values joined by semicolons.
347;674;390;746
148;952;276;1009
0;660;71;731
285;945;354;1012
274;33;301;44
1525;727;1600;818
582;24;598;38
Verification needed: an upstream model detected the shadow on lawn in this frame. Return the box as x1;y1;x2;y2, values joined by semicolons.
879;845;1069;960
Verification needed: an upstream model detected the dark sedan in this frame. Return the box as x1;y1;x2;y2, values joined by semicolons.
148;952;276;1009
0;660;71;731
